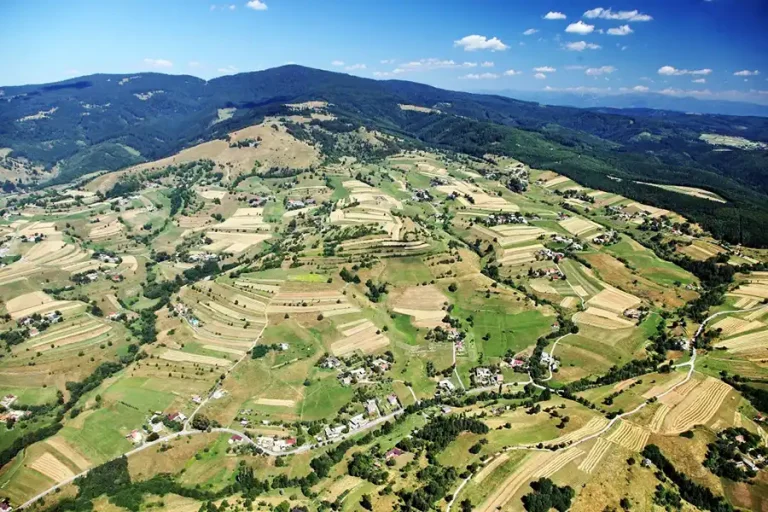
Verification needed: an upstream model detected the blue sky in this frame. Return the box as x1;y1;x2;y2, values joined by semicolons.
2;0;767;103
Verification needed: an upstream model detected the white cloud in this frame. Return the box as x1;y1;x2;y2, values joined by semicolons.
586;65;616;76
380;59;396;65
245;0;267;10
692;78;706;84
454;35;509;51
563;41;601;51
504;69;523;76
658;65;712;76
391;58;478;74
217;65;238;74
545;85;612;93
344;64;366;71
659;88;712;97
734;69;760;76
461;73;499;80
480;61;494;68
583;8;652;22
372;71;392;77
331;60;345;67
565;21;595;34
565;65;587;70
144;58;173;69
607;25;633;36
534;66;556;73
630;85;649;92
534;73;547;79
523;28;539;35
229;4;236;10
544;11;567;20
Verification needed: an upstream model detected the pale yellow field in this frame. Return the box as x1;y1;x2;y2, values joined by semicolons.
475;453;510;484
45;438;91;471
559;216;600;237
714;329;768;353
560;297;578;308
541;176;571;188
549;417;609;445
648;404;669;433
498;243;543;266
731;283;768;299
160;349;231;367
398;104;441;114
586;287;640;315
606;420;649;452
198;189;227;200
573;308;635;330
6;291;53;315
29;452;75;482
530;280;559;295
711;317;765;337
578;438;612;474
255;398;296;408
330;320;390;356
477;452;553;512
662;378;732;433
390;285;447;328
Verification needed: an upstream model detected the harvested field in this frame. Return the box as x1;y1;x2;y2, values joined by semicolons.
198;190;227;200
662;377;732;433
636;182;726;203
711;317;765;337
586;287;640;315
6;291;53;316
45;438;91;471
390;285;446;328
477;452;553;512
203;345;246;356
398;104;441;114
679;241;725;261
89;219;123;241
541;176;571;188
649;404;669;433
624;202;669;218
29;452;75;482
120;255;138;272
641;372;687;399
715;329;768;353
160;349;231;367
550;417;609;445
560;297;578;308
533;447;584;478
572;285;588;297
488;225;550;246
530;280;559;295
745;306;768;322
731;283;768;300
268;289;358;316
573;308;635;330
734;296;759;309
606;421;649;451
28;323;112;352
331;320;390;356
255;398;296;408
559;216;601;237
436;178;518;212
498;244;543;266
578;438;612;474
658;377;700;406
475;454;509;484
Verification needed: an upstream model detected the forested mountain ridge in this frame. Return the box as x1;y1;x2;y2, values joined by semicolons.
2;65;768;245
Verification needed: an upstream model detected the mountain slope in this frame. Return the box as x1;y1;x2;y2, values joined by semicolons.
2;65;768;246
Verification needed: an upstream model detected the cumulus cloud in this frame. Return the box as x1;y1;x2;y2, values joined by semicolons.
534;73;547;79
629;85;649;92
692;78;706;84
534;66;556;73
331;60;345;67
544;11;567;20
586;65;616;76
564;41;601;51
344;64;366;71
583;7;652;21
245;0;267;10
607;25;633;36
504;69;523;76
734;69;760;76
217;65;238;74
658;65;712;76
565;21;595;34
454;35;509;51
481;61;494;68
144;58;173;69
391;58;479;74
380;59;396;65
523;28;539;35
461;73;499;80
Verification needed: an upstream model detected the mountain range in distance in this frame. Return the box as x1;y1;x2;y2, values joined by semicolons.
478;89;768;118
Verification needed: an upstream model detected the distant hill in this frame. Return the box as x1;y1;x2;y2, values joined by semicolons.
2;65;768;246
482;89;768;118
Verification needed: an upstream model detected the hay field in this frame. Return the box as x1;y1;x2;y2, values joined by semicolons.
714;328;768;353
636;182;726;203
624;202;670;218
733;296;759;309
477;452;553;512
268;288;359;317
549;417;610;445
560;296;578;308
498;243;544;266
711;317;765;337
390;285;446;328
160;349;232;367
730;283;768;300
398;104;441;114
487;225;549;247
88;218;124;242
45;438;91;471
435;177;518;213
29;452;75;482
198;189;227;200
661;377;731;433
6;292;79;320
475;454;510;484
541;176;571;189
573;307;635;330
648;404;670;433
559;216;601;237
578;438;613;474
203;207;272;254
606;420;649;452
679;240;725;261
330;319;390;356
586;287;641;315
255;398;296;408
